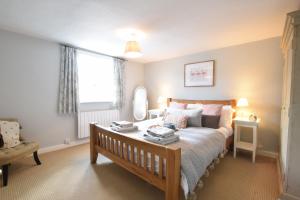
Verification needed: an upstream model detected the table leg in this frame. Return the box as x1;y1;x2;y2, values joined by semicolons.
252;126;257;163
234;125;238;158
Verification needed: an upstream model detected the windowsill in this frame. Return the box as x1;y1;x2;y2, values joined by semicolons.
79;102;116;111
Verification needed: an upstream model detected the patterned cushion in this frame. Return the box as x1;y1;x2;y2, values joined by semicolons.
0;121;21;148
164;114;188;129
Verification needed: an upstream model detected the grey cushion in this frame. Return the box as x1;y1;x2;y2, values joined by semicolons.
184;109;202;127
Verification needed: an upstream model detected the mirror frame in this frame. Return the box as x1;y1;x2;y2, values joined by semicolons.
133;86;148;121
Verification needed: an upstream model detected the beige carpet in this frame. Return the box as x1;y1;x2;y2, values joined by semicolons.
0;144;279;200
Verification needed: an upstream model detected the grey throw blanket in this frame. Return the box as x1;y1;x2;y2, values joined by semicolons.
169;128;225;196
135;119;227;198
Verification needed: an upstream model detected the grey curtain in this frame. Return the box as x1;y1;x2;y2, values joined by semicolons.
58;45;79;114
113;58;125;109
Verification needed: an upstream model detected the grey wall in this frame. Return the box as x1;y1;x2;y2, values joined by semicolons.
0;28;284;154
121;61;145;121
0;29;144;148
144;37;283;153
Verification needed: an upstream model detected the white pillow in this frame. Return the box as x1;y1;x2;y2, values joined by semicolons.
0;121;21;148
219;106;233;128
186;103;203;110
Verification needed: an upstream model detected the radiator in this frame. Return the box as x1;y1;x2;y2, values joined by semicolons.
77;110;120;138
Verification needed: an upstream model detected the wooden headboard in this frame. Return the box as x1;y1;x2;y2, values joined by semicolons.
166;98;237;121
166;98;236;108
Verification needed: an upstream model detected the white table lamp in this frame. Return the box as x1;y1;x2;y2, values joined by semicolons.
237;98;249;118
157;96;166;109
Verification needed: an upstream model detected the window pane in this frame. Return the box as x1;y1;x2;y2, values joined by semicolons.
77;51;115;103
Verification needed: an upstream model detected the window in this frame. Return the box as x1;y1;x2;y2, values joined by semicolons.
77;51;116;103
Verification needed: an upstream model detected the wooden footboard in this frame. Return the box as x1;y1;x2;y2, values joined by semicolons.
90;123;181;200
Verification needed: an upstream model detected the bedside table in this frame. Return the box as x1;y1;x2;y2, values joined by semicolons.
148;109;165;119
233;117;260;163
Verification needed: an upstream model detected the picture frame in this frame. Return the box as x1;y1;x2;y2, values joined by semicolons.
184;60;215;87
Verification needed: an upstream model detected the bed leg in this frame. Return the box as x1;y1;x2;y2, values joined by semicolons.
90;123;98;164
165;148;181;200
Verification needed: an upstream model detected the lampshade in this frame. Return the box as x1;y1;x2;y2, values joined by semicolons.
157;96;166;109
124;40;142;58
157;96;165;104
237;98;249;107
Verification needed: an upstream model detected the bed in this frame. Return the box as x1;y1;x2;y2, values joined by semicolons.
90;98;236;200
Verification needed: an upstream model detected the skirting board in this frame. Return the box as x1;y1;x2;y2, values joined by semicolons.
257;150;278;159
38;138;90;154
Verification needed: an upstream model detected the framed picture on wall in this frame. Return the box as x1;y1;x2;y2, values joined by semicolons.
184;60;214;87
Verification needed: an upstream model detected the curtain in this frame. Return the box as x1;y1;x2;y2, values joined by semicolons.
113;58;125;109
58;45;79;114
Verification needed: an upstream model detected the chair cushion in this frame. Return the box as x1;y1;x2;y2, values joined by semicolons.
0;142;39;166
0;120;21;148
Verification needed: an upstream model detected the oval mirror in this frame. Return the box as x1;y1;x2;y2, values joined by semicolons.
133;86;148;121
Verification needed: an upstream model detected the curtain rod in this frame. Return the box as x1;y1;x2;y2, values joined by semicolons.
60;43;127;61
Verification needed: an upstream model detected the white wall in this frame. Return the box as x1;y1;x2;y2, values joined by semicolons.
144;37;283;153
0;29;144;148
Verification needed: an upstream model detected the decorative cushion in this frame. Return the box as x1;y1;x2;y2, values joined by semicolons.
0;121;21;148
202;104;223;116
166;108;202;127
164;114;188;129
185;109;203;127
219;105;233;128
169;102;187;109
202;115;221;129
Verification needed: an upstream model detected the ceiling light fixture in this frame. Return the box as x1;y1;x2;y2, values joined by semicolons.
124;40;142;58
117;29;144;58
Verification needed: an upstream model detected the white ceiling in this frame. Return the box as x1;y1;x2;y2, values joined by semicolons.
0;0;299;63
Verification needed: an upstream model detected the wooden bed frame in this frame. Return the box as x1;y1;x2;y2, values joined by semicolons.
90;98;236;200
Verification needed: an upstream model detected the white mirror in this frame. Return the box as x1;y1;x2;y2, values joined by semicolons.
133;86;148;121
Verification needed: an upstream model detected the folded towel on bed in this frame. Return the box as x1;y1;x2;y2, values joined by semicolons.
147;126;175;138
112;121;134;128
143;133;179;145
111;125;138;132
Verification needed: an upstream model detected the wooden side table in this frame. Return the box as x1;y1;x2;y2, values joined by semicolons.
233;117;260;163
148;109;164;119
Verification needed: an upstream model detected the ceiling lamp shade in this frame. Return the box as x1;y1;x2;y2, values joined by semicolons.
124;40;142;58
